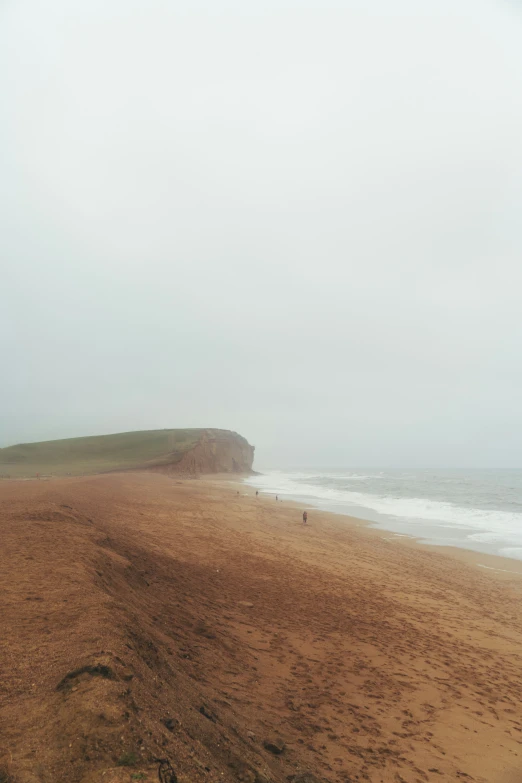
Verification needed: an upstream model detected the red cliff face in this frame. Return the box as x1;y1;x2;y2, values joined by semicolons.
152;429;255;476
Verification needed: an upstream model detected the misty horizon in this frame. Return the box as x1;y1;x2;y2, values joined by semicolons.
2;0;522;468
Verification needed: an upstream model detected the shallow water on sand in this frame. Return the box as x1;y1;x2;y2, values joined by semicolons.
246;468;522;560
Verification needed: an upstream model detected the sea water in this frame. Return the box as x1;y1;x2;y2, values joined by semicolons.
245;469;522;560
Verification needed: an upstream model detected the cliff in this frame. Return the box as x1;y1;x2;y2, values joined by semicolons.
0;429;255;478
149;429;255;476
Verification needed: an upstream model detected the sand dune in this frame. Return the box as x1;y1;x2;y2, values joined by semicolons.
1;473;522;783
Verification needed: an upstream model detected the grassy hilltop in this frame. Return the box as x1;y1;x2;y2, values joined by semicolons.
0;429;226;478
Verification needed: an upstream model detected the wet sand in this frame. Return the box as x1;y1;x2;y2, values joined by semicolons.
1;472;522;783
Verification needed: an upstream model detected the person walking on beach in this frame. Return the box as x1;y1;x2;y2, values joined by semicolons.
303;511;308;524
256;491;259;497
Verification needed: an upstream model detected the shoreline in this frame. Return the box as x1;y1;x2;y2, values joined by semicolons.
231;475;522;581
242;472;522;571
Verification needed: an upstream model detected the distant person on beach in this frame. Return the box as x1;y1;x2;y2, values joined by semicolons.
256;491;259;497
276;495;278;502
303;511;308;524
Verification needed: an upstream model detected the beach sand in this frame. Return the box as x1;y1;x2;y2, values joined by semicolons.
1;472;522;783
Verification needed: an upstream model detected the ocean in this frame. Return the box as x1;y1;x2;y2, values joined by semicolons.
245;468;522;560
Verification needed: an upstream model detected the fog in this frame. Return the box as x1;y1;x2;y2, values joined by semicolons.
2;0;522;467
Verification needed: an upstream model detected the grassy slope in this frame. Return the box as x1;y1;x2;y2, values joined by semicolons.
0;429;205;478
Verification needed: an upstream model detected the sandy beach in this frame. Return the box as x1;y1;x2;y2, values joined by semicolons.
1;472;522;783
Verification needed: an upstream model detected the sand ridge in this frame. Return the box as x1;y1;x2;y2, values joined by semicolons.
1;472;522;783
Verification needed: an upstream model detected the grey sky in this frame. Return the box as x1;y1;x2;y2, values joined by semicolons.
2;0;522;467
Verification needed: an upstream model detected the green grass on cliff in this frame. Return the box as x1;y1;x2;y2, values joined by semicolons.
0;429;205;478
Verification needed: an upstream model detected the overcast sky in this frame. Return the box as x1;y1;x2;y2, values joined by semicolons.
2;0;522;467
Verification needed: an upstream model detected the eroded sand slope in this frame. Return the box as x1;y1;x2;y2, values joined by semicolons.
1;473;522;783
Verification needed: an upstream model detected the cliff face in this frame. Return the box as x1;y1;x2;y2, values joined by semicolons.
152;429;255;476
